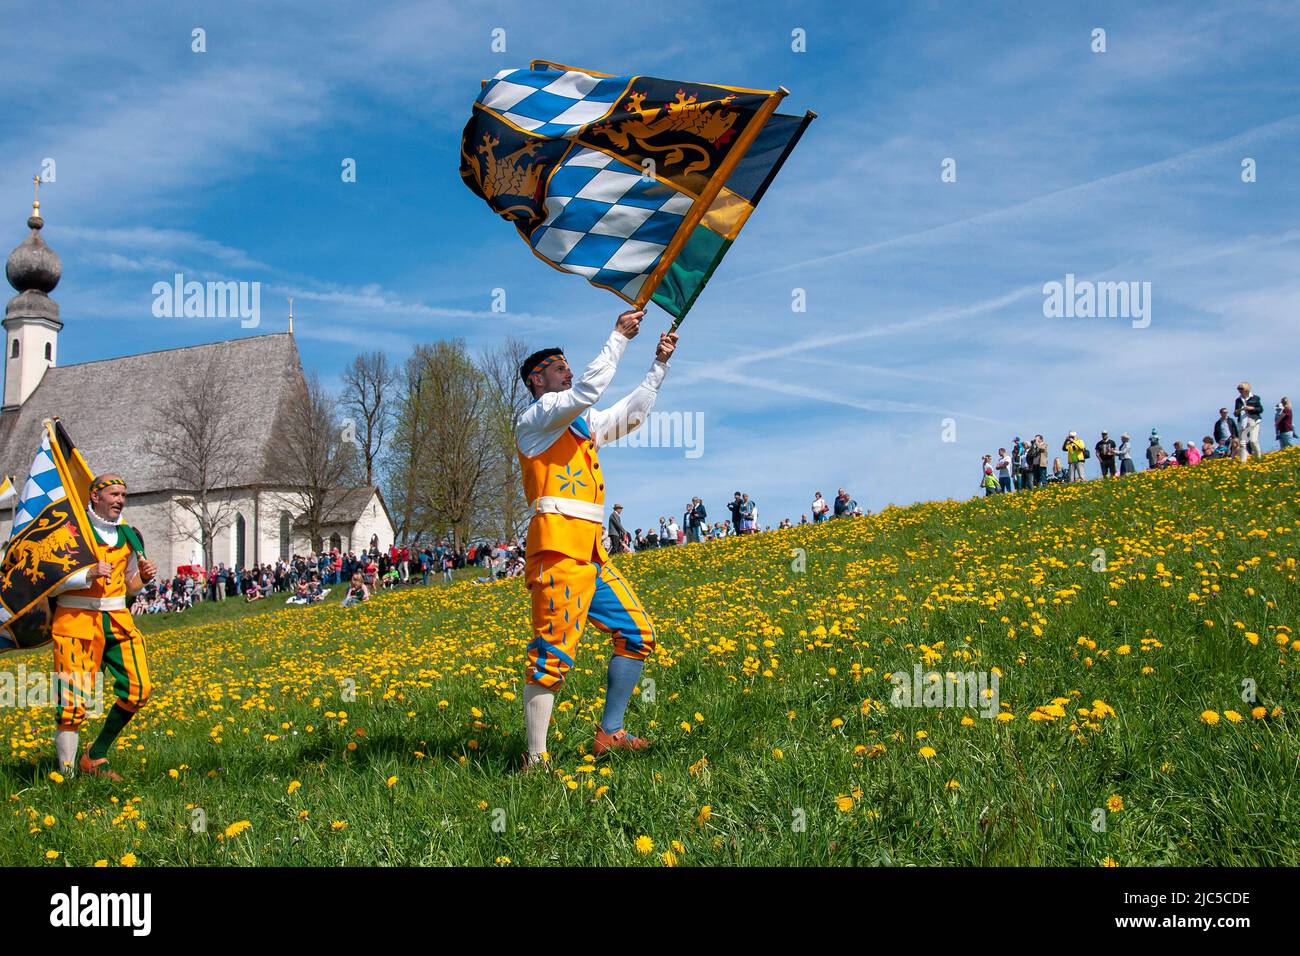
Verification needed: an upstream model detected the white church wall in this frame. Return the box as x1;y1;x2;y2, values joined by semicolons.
351;491;394;553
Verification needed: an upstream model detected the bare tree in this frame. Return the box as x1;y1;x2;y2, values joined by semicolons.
339;351;395;487
145;354;243;569
478;336;532;542
268;371;360;551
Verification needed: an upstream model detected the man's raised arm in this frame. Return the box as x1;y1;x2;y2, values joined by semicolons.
517;311;644;446
589;330;679;446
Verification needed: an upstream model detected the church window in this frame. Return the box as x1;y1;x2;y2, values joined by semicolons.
279;511;291;561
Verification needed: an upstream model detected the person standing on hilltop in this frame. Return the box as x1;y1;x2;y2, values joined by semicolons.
1095;431;1118;478
995;448;1013;493
1117;433;1135;475
1063;431;1087;482
514;309;677;769
1234;381;1264;461
1032;435;1050;487
607;503;629;555
727;491;744;534
1274;398;1294;449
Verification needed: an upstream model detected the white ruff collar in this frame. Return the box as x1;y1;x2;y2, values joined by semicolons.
87;508;124;533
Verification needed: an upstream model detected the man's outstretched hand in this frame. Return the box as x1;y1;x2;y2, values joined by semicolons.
616;309;645;339
656;330;679;364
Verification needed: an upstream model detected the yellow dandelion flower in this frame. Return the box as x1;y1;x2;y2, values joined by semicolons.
224;820;252;838
634;835;654;854
1200;710;1220;725
1107;795;1123;813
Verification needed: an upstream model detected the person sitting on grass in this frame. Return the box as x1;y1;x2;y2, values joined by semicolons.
342;572;370;607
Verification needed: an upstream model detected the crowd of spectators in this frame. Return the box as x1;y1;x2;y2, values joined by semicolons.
131;539;527;616
978;382;1294;495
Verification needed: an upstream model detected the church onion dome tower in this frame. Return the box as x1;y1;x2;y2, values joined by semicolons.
3;178;63;411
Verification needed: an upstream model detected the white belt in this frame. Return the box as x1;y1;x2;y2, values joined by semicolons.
58;595;127;611
531;496;604;524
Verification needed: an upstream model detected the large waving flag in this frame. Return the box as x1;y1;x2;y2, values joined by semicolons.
460;59;814;325
0;419;99;653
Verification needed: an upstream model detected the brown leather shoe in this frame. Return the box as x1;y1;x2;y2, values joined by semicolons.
79;748;123;782
592;725;649;756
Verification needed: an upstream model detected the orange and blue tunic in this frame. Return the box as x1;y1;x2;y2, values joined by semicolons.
516;330;668;688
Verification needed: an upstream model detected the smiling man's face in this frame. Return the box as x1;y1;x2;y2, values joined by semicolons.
91;478;127;521
531;357;573;397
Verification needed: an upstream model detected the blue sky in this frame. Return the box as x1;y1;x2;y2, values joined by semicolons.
2;0;1298;532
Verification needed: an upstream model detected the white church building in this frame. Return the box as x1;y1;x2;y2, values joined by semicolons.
0;194;394;573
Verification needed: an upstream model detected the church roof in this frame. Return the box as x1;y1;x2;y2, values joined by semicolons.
0;333;306;495
292;486;389;529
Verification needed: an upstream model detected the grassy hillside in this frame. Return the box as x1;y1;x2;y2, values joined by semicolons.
3;450;1298;866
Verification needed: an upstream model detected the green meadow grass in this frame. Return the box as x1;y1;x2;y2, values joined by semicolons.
2;450;1297;866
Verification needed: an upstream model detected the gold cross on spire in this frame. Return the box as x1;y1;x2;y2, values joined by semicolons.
31;173;42;219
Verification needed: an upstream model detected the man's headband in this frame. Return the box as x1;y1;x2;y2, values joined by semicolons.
90;477;126;495
520;347;565;386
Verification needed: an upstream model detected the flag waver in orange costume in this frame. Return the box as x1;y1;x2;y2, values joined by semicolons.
516;309;677;767
50;474;157;780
